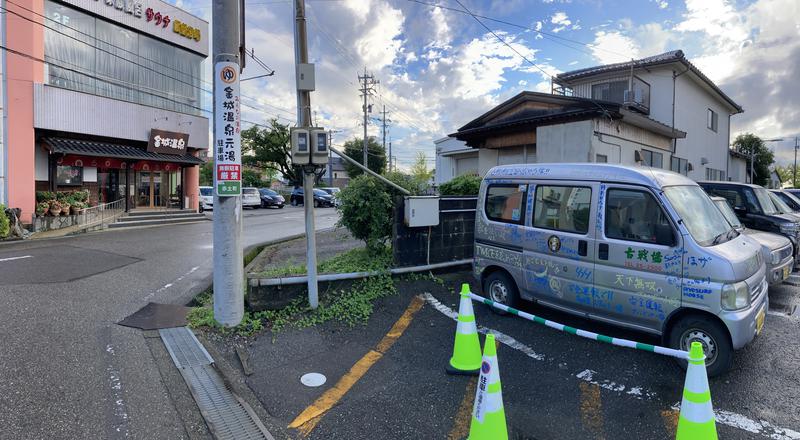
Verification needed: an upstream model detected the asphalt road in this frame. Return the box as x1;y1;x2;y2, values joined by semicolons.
0;206;339;440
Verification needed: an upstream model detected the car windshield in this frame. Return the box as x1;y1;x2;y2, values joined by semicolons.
754;188;779;214
200;188;212;196
664;186;734;246
260;189;277;196
769;192;795;214
713;199;743;229
778;191;800;210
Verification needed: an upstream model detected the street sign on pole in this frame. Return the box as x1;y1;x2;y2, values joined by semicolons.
214;62;242;197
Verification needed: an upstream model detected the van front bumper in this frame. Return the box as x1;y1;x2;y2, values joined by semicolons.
720;279;768;350
769;257;794;285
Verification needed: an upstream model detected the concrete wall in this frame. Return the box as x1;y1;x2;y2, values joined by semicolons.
728;155;748;183
435;137;477;184
393;197;476;267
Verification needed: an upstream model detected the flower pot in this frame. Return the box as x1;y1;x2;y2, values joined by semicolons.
49;207;61;216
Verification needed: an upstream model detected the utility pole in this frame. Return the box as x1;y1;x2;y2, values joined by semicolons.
293;0;319;309
795;137;799;188
389;142;393;172
358;69;377;169
328;130;333;186
212;0;244;326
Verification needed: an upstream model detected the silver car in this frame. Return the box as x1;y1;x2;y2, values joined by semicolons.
711;197;793;285
474;164;767;376
242;187;262;209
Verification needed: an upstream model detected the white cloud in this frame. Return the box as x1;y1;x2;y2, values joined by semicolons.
453;32;537;99
550;11;572;33
353;3;405;69
651;0;668;9
589;31;641;64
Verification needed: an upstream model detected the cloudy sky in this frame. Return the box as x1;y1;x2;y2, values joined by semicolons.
171;0;800;169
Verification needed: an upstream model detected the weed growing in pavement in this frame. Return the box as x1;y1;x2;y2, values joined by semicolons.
187;307;264;337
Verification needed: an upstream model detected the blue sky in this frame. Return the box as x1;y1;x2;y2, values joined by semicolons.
169;0;800;169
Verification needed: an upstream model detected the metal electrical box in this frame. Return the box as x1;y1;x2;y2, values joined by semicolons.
404;196;439;227
297;63;315;91
291;128;309;165
310;128;328;165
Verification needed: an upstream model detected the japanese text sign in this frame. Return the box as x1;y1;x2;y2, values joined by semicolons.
214;62;241;196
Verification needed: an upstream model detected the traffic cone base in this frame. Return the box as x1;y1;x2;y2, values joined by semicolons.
447;284;482;376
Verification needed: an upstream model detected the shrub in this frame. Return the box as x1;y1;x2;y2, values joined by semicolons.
438;174;481;196
336;175;394;250
383;171;423;196
0;205;9;239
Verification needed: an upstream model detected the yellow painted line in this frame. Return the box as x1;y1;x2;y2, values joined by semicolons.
661;408;679;438
579;382;606;440
447;376;477;440
288;295;425;436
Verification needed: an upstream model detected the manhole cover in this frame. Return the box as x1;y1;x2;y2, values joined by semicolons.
300;373;327;387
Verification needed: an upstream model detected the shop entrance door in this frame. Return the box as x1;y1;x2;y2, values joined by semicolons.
136;171;174;208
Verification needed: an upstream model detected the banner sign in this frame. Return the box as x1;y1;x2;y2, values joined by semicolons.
147;129;188;155
214;62;241;196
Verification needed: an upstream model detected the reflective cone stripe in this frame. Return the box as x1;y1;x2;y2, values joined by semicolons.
468;333;508;440
676;342;717;440
448;284;483;375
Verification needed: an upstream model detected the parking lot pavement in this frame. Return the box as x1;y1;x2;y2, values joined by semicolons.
210;272;800;440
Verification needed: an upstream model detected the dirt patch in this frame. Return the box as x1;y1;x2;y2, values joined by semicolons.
247;227;362;275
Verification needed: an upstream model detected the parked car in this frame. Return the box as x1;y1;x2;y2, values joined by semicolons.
476;164;767;376
768;191;800;217
711;197;793;285
290;188;336;207
242;187;262;209
319;187;342;206
199;186;213;212
699;181;800;257
259;188;285;209
785;189;800;200
770;190;800;212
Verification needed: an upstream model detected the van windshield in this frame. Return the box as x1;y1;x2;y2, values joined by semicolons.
664;186;734;246
754;188;779;215
713;199;743;229
769;192;795;214
200;188;212;196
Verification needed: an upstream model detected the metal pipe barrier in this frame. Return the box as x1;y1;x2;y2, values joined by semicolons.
469;292;689;360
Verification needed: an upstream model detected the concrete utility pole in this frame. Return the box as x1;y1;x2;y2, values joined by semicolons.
389;142;393;172
795;137;799;188
381;105;391;171
358;69;377;169
294;0;319;309
212;0;244;326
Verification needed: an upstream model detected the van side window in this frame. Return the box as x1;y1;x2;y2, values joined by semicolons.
605;189;674;246
711;188;743;210
485;184;527;224
533;186;591;234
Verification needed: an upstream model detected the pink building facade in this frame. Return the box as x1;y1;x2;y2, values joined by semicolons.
2;0;209;222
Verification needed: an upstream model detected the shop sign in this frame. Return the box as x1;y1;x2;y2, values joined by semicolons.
214;62;241;196
95;0;144;18
173;19;201;41
148;129;189;155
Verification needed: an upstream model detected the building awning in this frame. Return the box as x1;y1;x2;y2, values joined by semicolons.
43;137;205;165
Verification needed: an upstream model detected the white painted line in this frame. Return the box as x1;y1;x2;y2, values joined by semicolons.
424;291;800;439
671;403;800;440
422;292;546;361
105;344;130;437
0;255;32;263
143;266;202;302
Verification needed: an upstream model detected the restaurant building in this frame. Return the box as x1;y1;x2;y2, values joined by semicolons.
1;0;209;222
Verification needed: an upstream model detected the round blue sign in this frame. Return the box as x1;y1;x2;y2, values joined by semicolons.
481;361;491;374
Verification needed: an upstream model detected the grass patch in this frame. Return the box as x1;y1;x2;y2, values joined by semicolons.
258;245;392;278
187;307;264;337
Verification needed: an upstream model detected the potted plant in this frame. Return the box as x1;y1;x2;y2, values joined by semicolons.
48;200;62;216
36;202;48;217
61;201;71;216
72;201;86;215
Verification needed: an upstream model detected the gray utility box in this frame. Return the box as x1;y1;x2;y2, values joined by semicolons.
404;196;439;227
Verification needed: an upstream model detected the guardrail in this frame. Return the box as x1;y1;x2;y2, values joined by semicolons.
79;198;126;230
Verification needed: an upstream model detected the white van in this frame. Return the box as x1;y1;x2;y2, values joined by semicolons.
474;164;767;376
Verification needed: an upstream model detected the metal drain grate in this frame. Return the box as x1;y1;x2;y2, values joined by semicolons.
159;327;214;368
160;327;273;440
182;365;273;440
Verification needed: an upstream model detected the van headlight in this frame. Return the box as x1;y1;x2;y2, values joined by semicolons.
779;222;800;235
770;250;781;265
721;281;751;310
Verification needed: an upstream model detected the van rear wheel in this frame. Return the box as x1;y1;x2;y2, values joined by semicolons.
483;271;519;315
668;315;733;377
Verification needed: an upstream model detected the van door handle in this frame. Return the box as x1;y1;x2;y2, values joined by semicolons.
578;240;588;256
598;243;609;260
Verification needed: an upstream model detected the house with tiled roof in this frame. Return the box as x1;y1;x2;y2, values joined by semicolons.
449;50;744;182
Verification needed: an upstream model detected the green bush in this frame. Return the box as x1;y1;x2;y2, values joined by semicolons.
438;174;481;196
336;175;395;250
0;205;10;239
383;171;423;196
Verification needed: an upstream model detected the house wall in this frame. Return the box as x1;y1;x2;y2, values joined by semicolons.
434;137;478;184
536;120;593;163
476;144;536;176
727;155;747;183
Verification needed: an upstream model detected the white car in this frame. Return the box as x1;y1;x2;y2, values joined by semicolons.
199;186;213;212
242;187;262;209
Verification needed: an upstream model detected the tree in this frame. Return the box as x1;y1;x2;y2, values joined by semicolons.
410;151;434;188
342;137;386;178
775;165;796;187
242;169;267;187
241;119;324;187
439;174;481;195
733;133;774;186
199;160;213;186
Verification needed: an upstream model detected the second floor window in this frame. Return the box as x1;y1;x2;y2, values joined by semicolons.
707;109;719;132
641;149;663;168
670;157;688;175
591;80;627;103
706;168;726;181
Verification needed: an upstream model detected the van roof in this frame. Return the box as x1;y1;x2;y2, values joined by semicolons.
485;163;696;188
697;181;762;189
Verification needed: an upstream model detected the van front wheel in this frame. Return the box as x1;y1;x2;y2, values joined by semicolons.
668;316;733;377
483;271;519;315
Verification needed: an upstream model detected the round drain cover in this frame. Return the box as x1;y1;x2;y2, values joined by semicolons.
300;373;327;387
